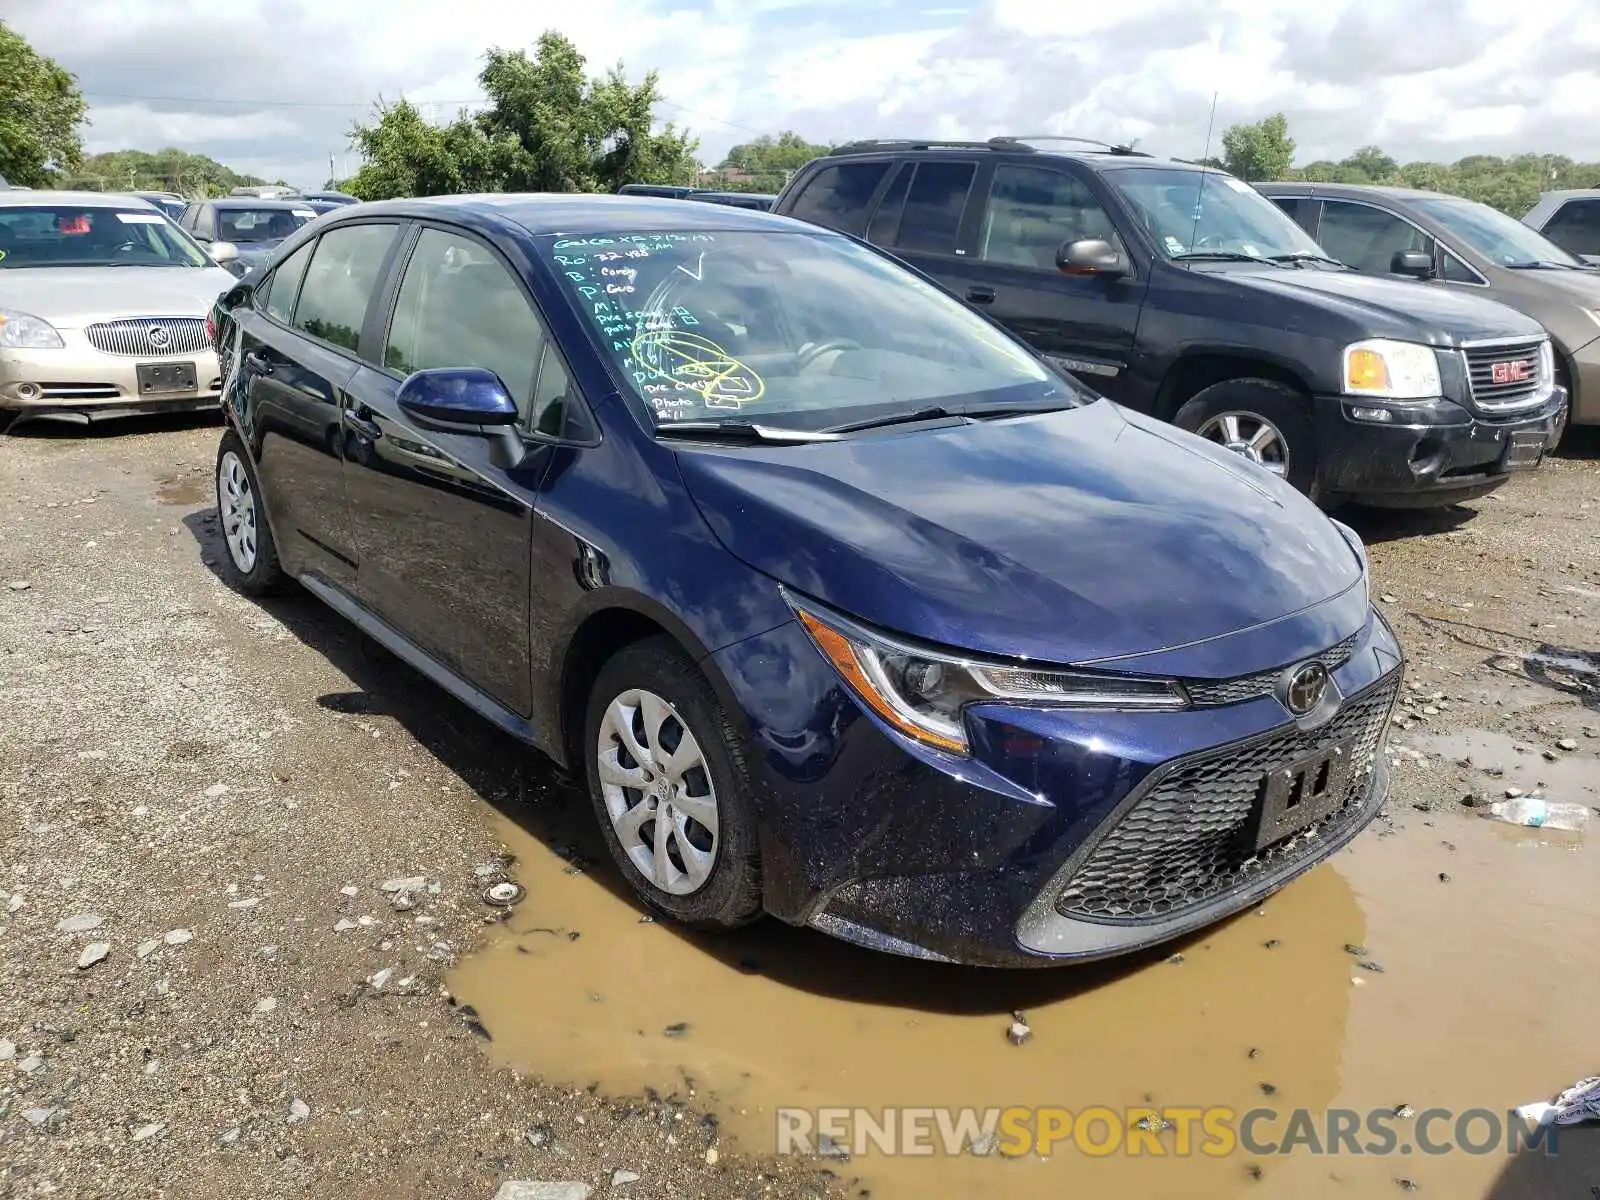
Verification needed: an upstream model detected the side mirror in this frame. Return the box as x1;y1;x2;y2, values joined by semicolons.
1057;238;1127;277
1391;249;1433;279
209;240;239;264
397;367;519;428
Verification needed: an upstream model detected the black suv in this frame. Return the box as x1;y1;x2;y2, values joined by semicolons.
773;138;1568;508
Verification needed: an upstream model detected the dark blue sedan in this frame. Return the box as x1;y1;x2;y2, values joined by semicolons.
208;194;1403;967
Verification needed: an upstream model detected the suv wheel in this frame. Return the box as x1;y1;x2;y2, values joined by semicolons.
215;430;289;595
584;636;763;930
1174;378;1319;498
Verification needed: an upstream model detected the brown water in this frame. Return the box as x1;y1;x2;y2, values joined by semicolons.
449;761;1600;1199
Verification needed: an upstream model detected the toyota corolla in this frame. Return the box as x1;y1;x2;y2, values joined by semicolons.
209;195;1403;967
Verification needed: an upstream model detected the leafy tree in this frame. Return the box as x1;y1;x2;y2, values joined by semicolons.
710;131;832;191
1341;145;1398;181
0;20;88;187
1220;113;1295;182
344;31;697;200
63;148;266;196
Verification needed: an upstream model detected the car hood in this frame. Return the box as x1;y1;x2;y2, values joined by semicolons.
0;265;238;328
675;400;1365;665
1220;268;1547;345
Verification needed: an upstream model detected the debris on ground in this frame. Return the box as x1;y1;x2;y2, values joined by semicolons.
484;881;526;907
1482;796;1590;831
1515;1075;1600;1127
492;1184;593;1200
1007;1011;1033;1046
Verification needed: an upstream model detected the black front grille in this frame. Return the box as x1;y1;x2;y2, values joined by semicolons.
1053;673;1399;923
1185;632;1360;707
85;318;208;357
1463;340;1546;414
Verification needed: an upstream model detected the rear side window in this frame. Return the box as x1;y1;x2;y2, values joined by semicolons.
787;161;891;237
384;227;551;426
292;223;398;352
263;241;313;324
866;164;912;245
1541;199;1600;257
892;161;977;256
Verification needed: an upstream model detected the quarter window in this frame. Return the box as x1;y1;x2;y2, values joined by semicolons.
1315;201;1431;275
980;165;1122;270
787;161;891;237
263;242;313;324
384;227;554;427
291;223;398;353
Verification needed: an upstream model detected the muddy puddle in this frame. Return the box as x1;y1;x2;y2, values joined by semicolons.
449;775;1600;1200
1408;727;1599;804
155;473;209;506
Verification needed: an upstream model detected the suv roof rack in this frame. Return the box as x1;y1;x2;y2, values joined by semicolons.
828;136;1152;158
992;135;1153;157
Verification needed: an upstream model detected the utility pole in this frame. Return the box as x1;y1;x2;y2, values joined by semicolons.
329;153;336;183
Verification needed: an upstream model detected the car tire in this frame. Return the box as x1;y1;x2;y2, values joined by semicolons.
584;635;763;930
214;429;290;596
1174;378;1320;499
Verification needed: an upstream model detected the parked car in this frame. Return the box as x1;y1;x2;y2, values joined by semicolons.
685;191;777;211
132;191;188;222
230;186;302;200
616;184;699;199
1523;189;1600;265
1257;183;1600;437
179;198;319;277
0;192;237;428
302;190;359;207
207;194;1403;967
772;138;1566;509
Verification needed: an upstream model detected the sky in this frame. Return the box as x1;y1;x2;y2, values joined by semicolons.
13;0;1600;189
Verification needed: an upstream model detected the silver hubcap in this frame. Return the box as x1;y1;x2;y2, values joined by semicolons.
596;688;719;896
1196;411;1290;477
218;451;258;573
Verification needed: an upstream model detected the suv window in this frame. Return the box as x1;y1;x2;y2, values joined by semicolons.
1542;198;1600;257
384;227;553;427
264;241;313;324
292;223;397;353
866;163;912;246
787;161;891;237
980;165;1121;270
1316;200;1431;275
892;161;977;256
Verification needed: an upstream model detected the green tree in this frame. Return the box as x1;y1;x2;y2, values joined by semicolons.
1220;113;1295;182
708;131;831;192
0;20;88;187
1340;145;1398;182
64;148;265;197
344;31;697;201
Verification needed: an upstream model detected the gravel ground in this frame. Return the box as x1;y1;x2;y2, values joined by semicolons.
1;412;1596;1200
0;414;848;1200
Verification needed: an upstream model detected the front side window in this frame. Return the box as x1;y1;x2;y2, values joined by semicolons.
1107;168;1327;261
1316;201;1431;275
1539;199;1600;258
0;205;211;269
541;229;1078;432
1410;196;1584;268
981;165;1123;270
263;241;313;324
385;228;549;424
786;161;891;238
291;223;398;352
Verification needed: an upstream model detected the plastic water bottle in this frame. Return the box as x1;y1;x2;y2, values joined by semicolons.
1484;796;1591;831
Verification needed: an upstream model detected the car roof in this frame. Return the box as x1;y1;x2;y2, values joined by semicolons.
329;192;801;236
1534;187;1600;201
816;137;1216;175
0;190;159;209
209;197;317;210
1255;182;1456;202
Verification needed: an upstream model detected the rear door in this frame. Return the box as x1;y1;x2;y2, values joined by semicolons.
340;223;574;716
234;223;403;590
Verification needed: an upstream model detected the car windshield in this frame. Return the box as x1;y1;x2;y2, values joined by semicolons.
1108;167;1330;261
219;207;314;243
0;204;210;269
1409;196;1586;268
541;229;1080;430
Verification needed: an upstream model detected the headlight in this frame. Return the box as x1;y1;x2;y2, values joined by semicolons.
1341;339;1441;400
0;308;65;350
787;594;1189;755
1534;339;1556;402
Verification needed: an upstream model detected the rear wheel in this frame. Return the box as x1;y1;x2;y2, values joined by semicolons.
584;636;763;930
1174;377;1320;499
214;430;289;595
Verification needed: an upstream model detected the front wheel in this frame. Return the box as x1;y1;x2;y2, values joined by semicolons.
584;636;763;930
1173;377;1320;499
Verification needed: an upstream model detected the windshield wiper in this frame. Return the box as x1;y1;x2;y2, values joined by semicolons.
823;405;967;434
654;420;842;443
1503;260;1588;270
1172;250;1284;266
824;400;1078;435
1268;251;1344;268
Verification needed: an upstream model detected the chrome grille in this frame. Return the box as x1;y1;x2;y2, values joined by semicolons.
85;318;208;357
1185;632;1360;707
1053;673;1399;924
1462;340;1547;414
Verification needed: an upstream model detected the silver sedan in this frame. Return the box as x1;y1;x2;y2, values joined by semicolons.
0;191;239;427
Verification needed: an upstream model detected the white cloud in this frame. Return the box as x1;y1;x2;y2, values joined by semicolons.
9;0;1600;189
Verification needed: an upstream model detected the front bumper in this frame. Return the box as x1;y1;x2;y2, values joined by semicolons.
711;607;1404;967
1314;391;1568;507
0;329;222;419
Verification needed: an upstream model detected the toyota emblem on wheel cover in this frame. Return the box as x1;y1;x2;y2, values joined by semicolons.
1282;661;1330;716
146;324;169;349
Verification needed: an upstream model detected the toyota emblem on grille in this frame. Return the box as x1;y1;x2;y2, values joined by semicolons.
1281;661;1329;716
147;325;170;349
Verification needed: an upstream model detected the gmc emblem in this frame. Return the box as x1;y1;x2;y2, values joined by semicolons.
1490;359;1532;385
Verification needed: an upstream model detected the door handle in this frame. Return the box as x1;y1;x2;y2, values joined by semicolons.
343;410;382;441
966;285;997;304
243;352;273;375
